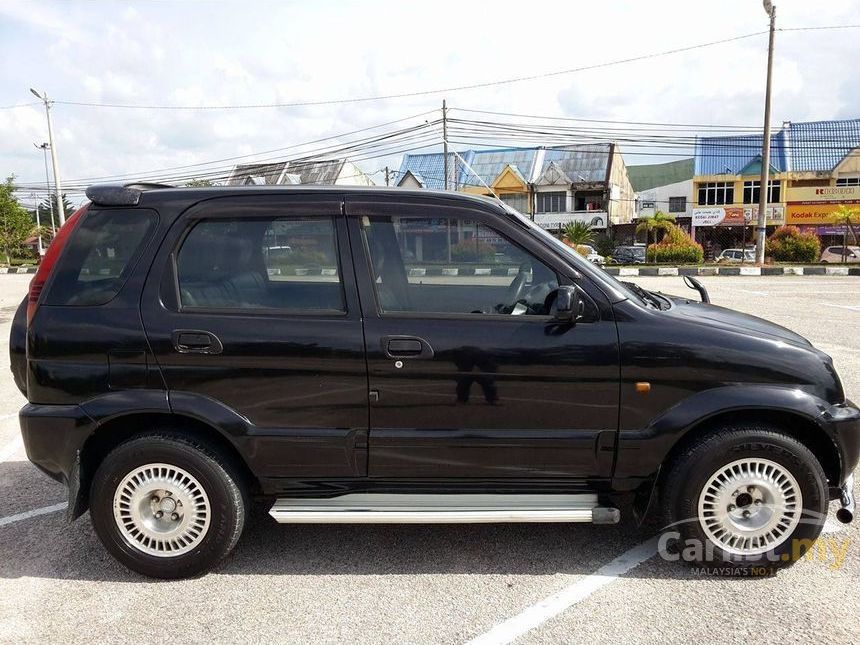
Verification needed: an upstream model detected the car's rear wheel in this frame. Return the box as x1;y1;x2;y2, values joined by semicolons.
662;423;828;574
90;432;247;579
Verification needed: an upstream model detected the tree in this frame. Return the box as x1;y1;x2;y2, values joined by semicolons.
0;176;37;264
38;194;75;228
832;205;859;263
636;211;676;262
185;178;214;187
561;220;595;246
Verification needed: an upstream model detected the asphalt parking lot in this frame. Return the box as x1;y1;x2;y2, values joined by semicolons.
0;273;858;644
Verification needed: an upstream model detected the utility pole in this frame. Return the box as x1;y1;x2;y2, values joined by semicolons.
30;89;66;226
442;99;449;190
755;1;776;265
35;142;57;234
384;166;391;187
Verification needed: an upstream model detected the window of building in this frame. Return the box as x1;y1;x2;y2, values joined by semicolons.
45;209;158;307
499;193;528;214
361;216;559;316
574;191;605;211
696;182;735;206
536;191;567;214
836;176;860;186
176;216;344;311
742;180;781;204
668;196;686;213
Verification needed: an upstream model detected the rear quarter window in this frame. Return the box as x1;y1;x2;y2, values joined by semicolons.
45;208;158;306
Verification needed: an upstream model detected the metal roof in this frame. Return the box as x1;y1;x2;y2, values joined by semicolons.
395;151;475;190
542;144;611;183
788;119;860;172
694;131;787;175
227;159;353;186
693;119;860;175
397;144;614;190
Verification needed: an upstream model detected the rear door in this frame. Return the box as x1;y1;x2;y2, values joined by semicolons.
346;196;620;481
141;194;369;483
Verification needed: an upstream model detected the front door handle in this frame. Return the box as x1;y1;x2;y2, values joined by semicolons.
382;335;434;359
172;329;223;355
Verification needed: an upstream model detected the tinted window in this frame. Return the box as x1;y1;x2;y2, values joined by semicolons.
362;216;559;316
177;216;343;312
46;208;157;306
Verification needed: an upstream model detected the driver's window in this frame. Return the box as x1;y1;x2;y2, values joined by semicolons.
362;215;559;316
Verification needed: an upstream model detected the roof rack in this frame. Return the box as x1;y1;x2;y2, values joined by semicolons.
85;182;173;207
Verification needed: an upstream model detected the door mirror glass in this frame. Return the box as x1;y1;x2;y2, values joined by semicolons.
551;286;581;323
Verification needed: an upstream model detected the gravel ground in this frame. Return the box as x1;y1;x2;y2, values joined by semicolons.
0;274;857;644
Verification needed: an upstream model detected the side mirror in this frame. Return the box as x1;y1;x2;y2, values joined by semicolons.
551;286;583;323
683;275;710;303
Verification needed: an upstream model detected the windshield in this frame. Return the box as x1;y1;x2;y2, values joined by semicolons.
499;204;645;305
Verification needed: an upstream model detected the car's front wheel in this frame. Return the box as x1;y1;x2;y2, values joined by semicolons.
662;423;828;574
90;431;247;579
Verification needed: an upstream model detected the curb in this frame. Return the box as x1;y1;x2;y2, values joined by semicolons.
0;267;36;274
602;266;860;277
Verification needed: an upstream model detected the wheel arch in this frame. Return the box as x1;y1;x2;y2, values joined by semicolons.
74;411;260;519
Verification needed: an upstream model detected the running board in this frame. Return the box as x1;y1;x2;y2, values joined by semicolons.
269;494;620;524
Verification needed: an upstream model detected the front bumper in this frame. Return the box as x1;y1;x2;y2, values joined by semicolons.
822;399;860;486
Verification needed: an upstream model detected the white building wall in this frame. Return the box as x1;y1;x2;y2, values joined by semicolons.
636;178;693;218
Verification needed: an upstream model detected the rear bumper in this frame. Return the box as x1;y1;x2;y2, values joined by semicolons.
19;403;96;520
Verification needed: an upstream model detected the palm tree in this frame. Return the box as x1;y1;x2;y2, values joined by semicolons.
636;211;676;262
833;205;858;263
562;220;594;246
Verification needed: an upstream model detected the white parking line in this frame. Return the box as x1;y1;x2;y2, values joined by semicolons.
822;303;860;312
465;537;659;645
0;503;67;528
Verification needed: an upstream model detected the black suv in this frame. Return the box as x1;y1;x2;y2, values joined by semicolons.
11;184;859;579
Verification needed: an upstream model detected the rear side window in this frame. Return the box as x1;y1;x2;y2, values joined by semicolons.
45;208;158;306
176;216;344;312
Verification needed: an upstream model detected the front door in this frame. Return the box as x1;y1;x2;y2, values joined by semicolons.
346;196;620;480
141;195;368;483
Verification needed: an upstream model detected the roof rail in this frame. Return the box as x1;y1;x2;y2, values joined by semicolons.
85;182;173;206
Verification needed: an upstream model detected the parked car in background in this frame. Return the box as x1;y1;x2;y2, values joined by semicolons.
580;244;605;265
820;245;860;263
716;248;756;263
610;245;646;264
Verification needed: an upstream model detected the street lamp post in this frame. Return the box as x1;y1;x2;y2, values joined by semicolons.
32;194;44;256
35;142;57;235
755;1;777;265
30;89;66;226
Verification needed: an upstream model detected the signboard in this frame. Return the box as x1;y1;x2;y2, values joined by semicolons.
693;206;784;226
692;207;745;226
787;186;860;202
534;211;607;230
786;200;860;225
743;205;785;225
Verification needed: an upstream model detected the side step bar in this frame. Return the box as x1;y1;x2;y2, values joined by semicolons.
269;493;620;525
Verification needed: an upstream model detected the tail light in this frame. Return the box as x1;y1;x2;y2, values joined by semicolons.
27;204;88;326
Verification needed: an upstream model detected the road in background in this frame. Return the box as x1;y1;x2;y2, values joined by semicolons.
0;274;857;644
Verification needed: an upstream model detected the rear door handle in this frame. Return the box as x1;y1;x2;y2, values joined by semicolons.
382;335;434;359
172;330;223;355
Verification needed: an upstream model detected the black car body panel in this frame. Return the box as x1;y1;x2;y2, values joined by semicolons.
12;185;860;520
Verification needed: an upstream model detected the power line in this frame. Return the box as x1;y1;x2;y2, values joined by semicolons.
42;30;770;110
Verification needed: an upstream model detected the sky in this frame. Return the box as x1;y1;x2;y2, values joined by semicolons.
2;0;860;203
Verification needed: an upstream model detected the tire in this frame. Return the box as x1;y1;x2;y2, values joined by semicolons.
661;423;827;575
90;431;247;579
